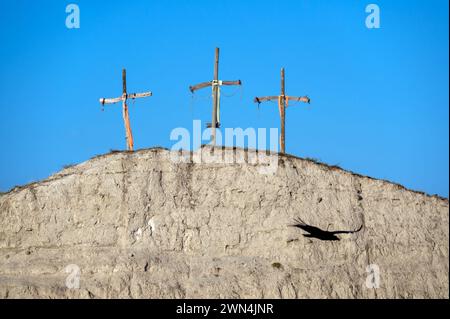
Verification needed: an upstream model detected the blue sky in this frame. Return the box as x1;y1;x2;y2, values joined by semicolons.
0;0;448;197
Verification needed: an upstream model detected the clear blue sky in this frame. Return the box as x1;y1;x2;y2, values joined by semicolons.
0;0;448;197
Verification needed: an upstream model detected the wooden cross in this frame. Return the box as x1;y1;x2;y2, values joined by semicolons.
189;48;242;145
254;68;310;154
99;69;152;151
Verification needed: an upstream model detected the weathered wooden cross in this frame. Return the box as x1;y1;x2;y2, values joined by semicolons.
189;48;242;145
99;69;152;151
254;68;310;154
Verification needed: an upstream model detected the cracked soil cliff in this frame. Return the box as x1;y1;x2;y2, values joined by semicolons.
0;147;448;298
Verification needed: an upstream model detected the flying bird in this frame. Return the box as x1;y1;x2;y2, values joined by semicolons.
291;217;363;241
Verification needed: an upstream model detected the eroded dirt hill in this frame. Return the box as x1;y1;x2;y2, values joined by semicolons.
0;147;448;298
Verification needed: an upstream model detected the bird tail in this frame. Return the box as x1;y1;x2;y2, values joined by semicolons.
292;217;307;227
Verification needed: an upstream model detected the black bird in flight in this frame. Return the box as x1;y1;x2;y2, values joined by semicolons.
291;217;363;241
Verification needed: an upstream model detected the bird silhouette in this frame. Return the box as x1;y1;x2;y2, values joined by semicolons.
291;217;363;241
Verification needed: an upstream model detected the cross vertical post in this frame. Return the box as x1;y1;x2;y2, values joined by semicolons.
122;69;134;151
254;68;311;154
280;68;286;154
211;48;220;145
99;68;153;151
123;69;127;94
189;48;242;146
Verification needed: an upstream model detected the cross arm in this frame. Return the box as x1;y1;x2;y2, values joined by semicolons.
286;95;310;105
127;92;152;99
99;97;122;105
189;81;212;93
221;80;242;86
99;91;152;105
189;80;242;93
253;96;279;104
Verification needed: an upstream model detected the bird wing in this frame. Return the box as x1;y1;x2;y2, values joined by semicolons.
331;224;363;235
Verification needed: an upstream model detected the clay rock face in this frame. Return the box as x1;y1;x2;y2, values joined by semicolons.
0;147;448;299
